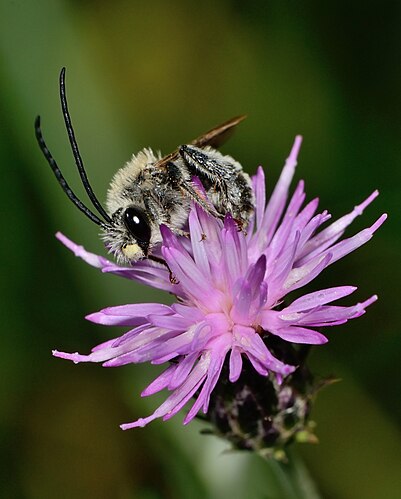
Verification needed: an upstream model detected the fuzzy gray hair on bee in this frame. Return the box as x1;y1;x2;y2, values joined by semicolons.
35;68;254;264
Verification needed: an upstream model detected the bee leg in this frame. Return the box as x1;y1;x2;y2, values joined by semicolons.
178;145;233;210
166;161;223;220
169;271;179;285
170;228;190;238
148;255;179;284
233;218;246;234
178;180;224;220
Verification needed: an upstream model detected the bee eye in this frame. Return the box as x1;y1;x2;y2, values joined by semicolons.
123;207;151;244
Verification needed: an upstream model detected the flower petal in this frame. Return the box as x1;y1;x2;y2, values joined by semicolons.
296;190;381;262
229;347;243;382
141;364;177;396
282;286;357;314
295;295;378;327
86;303;173;326
233;325;295;375
283;253;332;293
121;354;210;429
271;326;328;345
258;136;303;248
56;232;113;268
253;166;266;233
321;214;387;266
184;335;232;422
188;208;212;277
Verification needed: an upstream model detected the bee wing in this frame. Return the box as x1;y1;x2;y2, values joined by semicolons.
156;115;246;168
191;114;247;149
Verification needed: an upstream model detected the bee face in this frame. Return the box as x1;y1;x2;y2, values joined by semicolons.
100;149;162;263
36;69;253;265
102;205;153;263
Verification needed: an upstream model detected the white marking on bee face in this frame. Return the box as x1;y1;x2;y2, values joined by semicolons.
122;243;142;260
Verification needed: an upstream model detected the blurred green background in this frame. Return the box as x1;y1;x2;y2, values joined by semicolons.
1;1;400;498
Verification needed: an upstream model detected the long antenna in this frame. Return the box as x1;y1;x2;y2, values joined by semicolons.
59;67;112;223
34;115;109;228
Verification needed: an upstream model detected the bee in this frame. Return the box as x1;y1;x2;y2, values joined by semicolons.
35;69;254;264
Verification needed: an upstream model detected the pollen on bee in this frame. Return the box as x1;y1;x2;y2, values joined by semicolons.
122;243;141;260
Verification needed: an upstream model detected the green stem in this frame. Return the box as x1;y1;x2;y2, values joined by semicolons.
268;449;322;499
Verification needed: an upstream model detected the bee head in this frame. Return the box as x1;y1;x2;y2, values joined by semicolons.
102;205;152;263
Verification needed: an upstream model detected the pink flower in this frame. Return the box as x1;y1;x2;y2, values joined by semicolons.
54;136;386;429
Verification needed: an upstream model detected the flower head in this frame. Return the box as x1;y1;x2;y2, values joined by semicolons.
54;136;386;432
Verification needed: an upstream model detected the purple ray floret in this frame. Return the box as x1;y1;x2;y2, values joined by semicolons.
53;136;386;429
